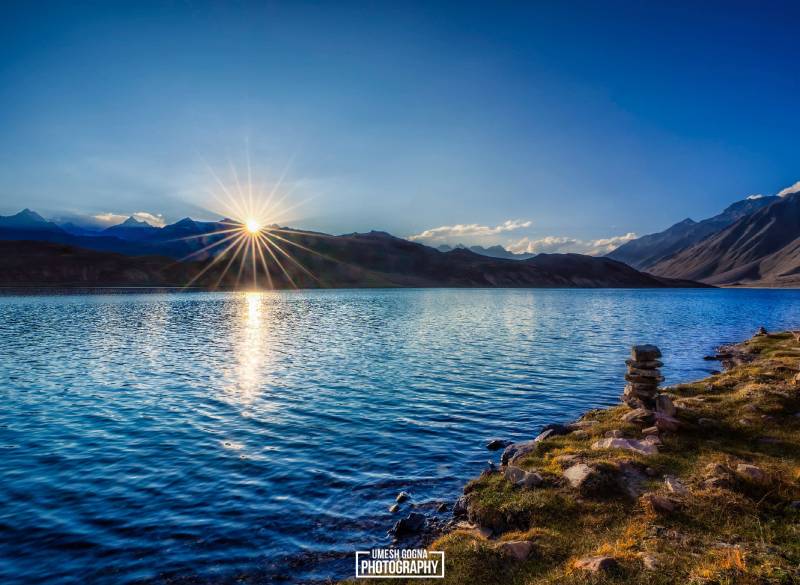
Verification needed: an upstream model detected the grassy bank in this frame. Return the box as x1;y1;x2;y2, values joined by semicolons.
350;332;800;584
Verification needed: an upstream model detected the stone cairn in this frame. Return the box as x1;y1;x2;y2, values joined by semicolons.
623;344;663;410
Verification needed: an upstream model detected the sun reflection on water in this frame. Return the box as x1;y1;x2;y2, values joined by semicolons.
235;292;266;403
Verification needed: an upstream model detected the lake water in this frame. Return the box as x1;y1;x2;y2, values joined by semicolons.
2;288;800;584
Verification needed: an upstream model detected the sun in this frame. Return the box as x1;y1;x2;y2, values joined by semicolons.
245;219;261;234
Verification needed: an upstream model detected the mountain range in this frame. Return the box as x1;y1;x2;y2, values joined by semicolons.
0;211;703;289
606;187;800;287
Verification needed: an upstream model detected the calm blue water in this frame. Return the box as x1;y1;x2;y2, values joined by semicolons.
1;288;800;584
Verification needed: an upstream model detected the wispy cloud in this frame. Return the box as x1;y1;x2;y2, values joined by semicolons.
777;180;800;198
92;211;166;227
507;232;637;256
408;219;531;242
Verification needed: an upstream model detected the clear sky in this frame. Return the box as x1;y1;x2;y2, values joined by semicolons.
1;1;799;253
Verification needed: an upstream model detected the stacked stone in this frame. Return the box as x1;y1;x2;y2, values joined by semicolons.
622;344;663;410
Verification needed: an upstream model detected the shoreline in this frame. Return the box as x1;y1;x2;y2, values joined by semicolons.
359;330;800;584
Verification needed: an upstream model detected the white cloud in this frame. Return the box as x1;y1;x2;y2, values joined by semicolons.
408;219;531;242
746;194;765;200
508;232;637;256
777;181;800;198
92;211;166;227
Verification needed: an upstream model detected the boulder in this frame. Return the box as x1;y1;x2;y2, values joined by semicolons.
391;512;426;537
592;437;658;455
572;430;590;440
534;429;555;443
436;502;448;513
486;439;511;451
626;366;664;378
389;503;400;513
643;434;662;446
574;555;618;573
735;463;767;484
504;465;544;488
642;425;659;435
631;344;662;361
756;326;767;336
496;540;534;561
563;463;594;488
501;440;538;465
396;491;410;503
604;429;623;438
655;395;676;417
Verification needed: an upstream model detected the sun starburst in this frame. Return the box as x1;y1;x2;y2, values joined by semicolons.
174;161;328;291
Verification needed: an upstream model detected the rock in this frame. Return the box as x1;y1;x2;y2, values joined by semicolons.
592;437;658;455
642;425;659;435
655;395;676;417
563;463;594;488
604;429;623;438
572;430;589;440
626;358;663;368
643;493;677;514
697;417;717;428
643;434;661;446
574;555;618;573
504;465;544;488
436;502;448;513
534;429;555;442
501;440;538;465
453;495;468;518
702;463;733;489
735;463;767;484
563;463;616;496
540;423;572;436
793;373;800;386
632;344;662;361
756;326;768;336
486;439;511;451
396;491;410;503
484;461;498;474
626;366;664;378
664;475;688;495
640;554;659;570
654;412;681;432
391;512;426;537
615;461;648;499
389;503;400;513
496;540;534;561
622;408;654;424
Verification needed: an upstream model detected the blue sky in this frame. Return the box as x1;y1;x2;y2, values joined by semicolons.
1;1;799;253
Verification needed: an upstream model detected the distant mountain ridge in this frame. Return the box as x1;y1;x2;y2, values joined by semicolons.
0;210;706;289
607;195;780;270
437;243;534;260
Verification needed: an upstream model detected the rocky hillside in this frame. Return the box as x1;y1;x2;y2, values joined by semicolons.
356;331;800;584
651;193;800;286
607;196;779;270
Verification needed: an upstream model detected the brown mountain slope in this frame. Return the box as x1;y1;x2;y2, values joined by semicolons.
650;193;800;286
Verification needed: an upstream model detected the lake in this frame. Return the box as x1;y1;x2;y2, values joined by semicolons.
2;288;800;584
